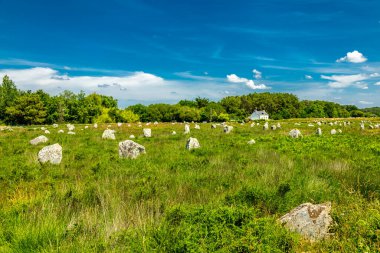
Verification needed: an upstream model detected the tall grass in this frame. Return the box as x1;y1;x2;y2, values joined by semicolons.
0;119;380;252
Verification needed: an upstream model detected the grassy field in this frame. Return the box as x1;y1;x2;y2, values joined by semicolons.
1;119;380;252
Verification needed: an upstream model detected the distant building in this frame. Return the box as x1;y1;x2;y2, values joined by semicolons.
249;110;269;120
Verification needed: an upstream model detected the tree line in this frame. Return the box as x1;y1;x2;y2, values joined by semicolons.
0;75;374;125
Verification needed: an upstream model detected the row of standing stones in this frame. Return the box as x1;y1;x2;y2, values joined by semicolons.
22;120;379;240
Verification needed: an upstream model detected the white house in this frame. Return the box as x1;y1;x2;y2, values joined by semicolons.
249;110;269;120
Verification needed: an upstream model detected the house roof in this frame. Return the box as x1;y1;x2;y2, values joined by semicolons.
251;110;268;116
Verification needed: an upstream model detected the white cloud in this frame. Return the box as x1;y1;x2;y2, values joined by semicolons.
305;75;313;79
321;73;370;89
252;69;262;79
336;50;367;63
376;81;380;86
0;67;245;105
226;73;269;90
359;100;374;105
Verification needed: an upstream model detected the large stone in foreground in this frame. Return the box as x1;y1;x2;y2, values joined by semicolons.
38;143;62;164
119;140;146;159
186;137;200;150
289;129;302;138
280;202;332;241
30;135;49;145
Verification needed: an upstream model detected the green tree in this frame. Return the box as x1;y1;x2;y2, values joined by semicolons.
0;75;19;119
5;92;47;125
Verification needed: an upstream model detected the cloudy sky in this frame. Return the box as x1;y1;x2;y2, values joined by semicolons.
0;0;379;107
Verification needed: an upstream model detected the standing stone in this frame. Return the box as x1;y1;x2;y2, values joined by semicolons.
67;124;75;131
277;123;281;128
102;129;116;140
247;139;256;145
194;124;200;129
271;125;277;130
308;123;314;127
263;122;269;130
184;124;190;134
117;122;122;127
94;123;98;128
360;123;365;130
186;137;200;150
129;135;135;139
154;121;159;125
143;128;151;137
85;126;89;129
38;143;62;164
337;129;342;133
316;128;322;136
172;131;177;135
211;124;217;129
250;122;255;127
58;130;64;133
317;122;322;126
289;129;302;138
119;140;146;159
369;125;374;129
67;131;76;135
41;127;46;131
330;129;337;135
52;124;58;128
280;202;332;241
224;125;233;134
44;130;50;134
30;135;48;145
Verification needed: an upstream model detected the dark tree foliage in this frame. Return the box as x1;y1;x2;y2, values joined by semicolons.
0;76;372;125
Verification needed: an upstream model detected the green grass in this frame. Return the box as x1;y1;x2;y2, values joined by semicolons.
0;120;380;252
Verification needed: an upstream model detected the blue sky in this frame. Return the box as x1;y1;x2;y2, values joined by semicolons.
0;0;380;107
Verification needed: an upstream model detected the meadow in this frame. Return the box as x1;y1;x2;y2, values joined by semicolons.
0;119;380;252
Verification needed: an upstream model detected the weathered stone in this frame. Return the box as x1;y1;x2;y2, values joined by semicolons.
186;137;200;150
289;129;302;138
224;125;233;134
360;123;365;130
172;131;177;135
52;124;58;128
280;202;332;241
143;128;151;137
271;125;277;130
44;130;50;134
194;124;200;129
316;128;322;136
119;140;146;159
184;124;190;134
211;124;217;129
38;143;62;164
277;123;281;128
250;122;255;127
41;127;46;131
85;126;89;129
117;122;122;127
337;129;342;133
247;139;256;145
94;123;98;128
154;121;159;125
308;123;314;127
58;130;64;133
67;124;75;131
102;129;116;140
30;135;48;145
330;129;337;135
129;134;135;139
67;131;76;135
263;122;269;130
